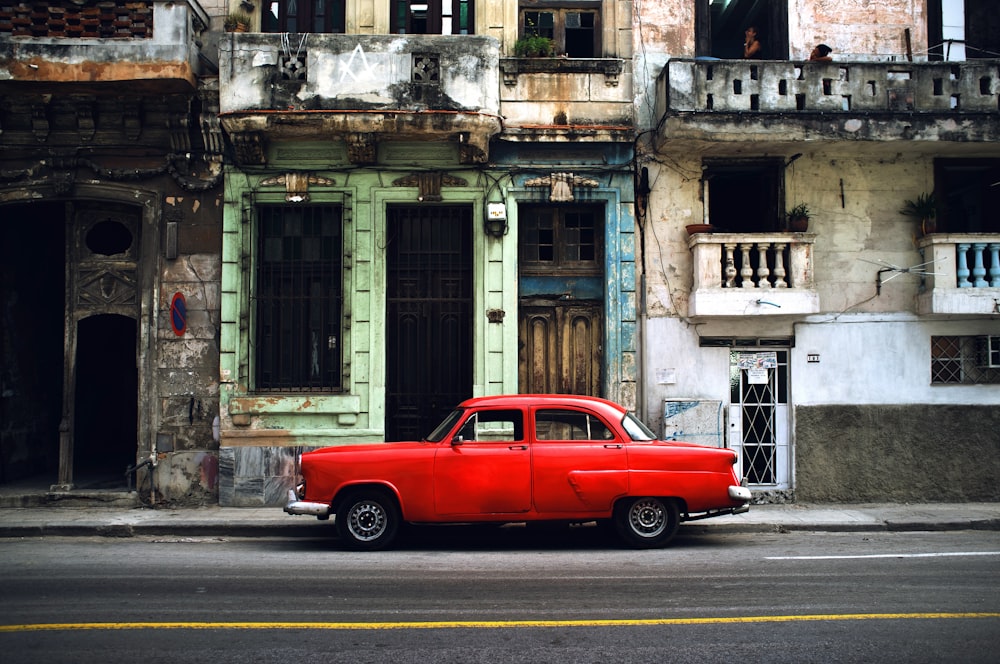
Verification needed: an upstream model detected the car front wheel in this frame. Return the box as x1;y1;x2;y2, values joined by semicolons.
614;497;680;549
335;489;401;551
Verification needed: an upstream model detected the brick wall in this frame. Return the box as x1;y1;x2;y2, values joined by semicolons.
0;1;153;38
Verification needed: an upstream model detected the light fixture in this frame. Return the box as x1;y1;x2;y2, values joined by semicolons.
485;202;507;238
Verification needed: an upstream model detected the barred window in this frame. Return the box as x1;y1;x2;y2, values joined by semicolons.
256;205;343;391
931;335;1000;385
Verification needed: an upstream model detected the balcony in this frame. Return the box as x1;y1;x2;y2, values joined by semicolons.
498;57;633;142
917;234;1000;315
218;33;502;166
687;232;819;318
656;59;1000;150
0;0;209;93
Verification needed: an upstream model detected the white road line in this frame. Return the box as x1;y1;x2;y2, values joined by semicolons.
767;551;1000;560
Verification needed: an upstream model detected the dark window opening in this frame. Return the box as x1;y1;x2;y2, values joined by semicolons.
696;0;788;60
391;0;475;35
520;3;600;58
262;0;345;33
936;159;1000;233
703;161;783;233
929;0;1000;60
255;205;343;391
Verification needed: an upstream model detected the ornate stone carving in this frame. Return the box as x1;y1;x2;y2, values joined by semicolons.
524;172;600;202
392;172;468;202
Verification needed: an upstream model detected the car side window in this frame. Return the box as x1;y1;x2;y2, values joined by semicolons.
534;409;614;441
455;409;524;442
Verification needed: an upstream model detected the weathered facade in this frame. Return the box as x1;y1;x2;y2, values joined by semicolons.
0;0;224;504
215;1;639;506
1;0;996;507
640;0;1000;502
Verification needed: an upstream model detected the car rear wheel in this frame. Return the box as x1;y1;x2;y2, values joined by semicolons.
335;489;401;551
614;497;680;548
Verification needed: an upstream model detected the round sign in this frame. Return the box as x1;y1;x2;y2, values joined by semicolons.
170;292;187;337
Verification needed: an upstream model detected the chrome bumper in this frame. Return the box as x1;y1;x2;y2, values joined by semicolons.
283;489;331;517
729;485;753;502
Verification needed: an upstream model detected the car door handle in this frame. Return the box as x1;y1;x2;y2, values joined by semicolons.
604;444;623;449
509;445;528;451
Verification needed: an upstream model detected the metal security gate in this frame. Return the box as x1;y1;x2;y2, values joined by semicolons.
727;349;790;488
386;205;473;441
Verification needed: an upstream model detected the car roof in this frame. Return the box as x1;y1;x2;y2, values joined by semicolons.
456;394;628;417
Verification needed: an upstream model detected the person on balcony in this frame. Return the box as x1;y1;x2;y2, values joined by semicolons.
743;26;762;59
809;44;833;61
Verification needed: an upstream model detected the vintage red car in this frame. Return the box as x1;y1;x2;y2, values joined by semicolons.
285;394;751;549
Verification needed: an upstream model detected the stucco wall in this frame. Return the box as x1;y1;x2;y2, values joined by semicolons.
795;404;1000;502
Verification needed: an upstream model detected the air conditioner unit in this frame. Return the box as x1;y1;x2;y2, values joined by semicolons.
975;335;1000;368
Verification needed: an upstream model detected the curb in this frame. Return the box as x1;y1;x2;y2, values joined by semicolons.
1;517;998;539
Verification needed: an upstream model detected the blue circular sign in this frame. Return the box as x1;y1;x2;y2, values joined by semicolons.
170;292;187;337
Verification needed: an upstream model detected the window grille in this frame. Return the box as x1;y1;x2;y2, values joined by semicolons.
931;335;1000;384
255;205;343;391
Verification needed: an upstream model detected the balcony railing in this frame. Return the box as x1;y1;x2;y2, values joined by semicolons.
218;33;502;164
917;234;1000;315
687;232;819;317
656;59;1000;145
0;0;208;89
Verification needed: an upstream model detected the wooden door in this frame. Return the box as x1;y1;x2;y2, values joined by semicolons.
518;301;602;396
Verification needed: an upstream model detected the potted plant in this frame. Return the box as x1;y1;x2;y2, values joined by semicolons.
224;10;252;32
899;192;937;235
514;35;554;57
787;203;810;232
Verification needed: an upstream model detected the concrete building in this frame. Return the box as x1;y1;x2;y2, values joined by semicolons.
0;0;224;504
639;0;1000;502
215;1;638;505
0;0;996;507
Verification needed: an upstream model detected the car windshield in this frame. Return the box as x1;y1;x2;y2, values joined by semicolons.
621;411;657;441
424;408;466;442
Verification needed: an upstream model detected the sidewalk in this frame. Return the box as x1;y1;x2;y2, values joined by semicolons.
0;502;998;539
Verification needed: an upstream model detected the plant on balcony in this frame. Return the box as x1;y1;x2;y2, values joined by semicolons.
787;203;810;232
899;192;937;235
514;35;555;57
224;10;252;32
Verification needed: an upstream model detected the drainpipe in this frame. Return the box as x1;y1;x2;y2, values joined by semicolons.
125;457;156;504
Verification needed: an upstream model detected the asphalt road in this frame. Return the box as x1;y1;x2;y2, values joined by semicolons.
1;527;999;663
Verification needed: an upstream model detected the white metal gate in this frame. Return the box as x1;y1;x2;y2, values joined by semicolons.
727;349;790;488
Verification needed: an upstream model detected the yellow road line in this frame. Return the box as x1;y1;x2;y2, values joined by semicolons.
2;613;999;633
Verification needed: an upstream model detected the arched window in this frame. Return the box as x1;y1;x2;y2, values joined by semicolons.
262;0;345;33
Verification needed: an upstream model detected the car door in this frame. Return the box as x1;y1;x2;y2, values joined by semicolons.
530;407;629;514
433;408;532;515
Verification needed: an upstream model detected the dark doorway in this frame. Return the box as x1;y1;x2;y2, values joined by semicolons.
0;203;65;484
385;205;473;441
696;0;788;60
704;161;783;233
73;314;137;488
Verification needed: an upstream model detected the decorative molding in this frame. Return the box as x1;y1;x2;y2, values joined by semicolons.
524;172;600;202
392;172;467;202
231;131;266;166
499;58;624;87
347;133;376;164
259;172;336;202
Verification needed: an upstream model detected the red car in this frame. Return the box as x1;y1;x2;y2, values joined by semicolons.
285;394;751;550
